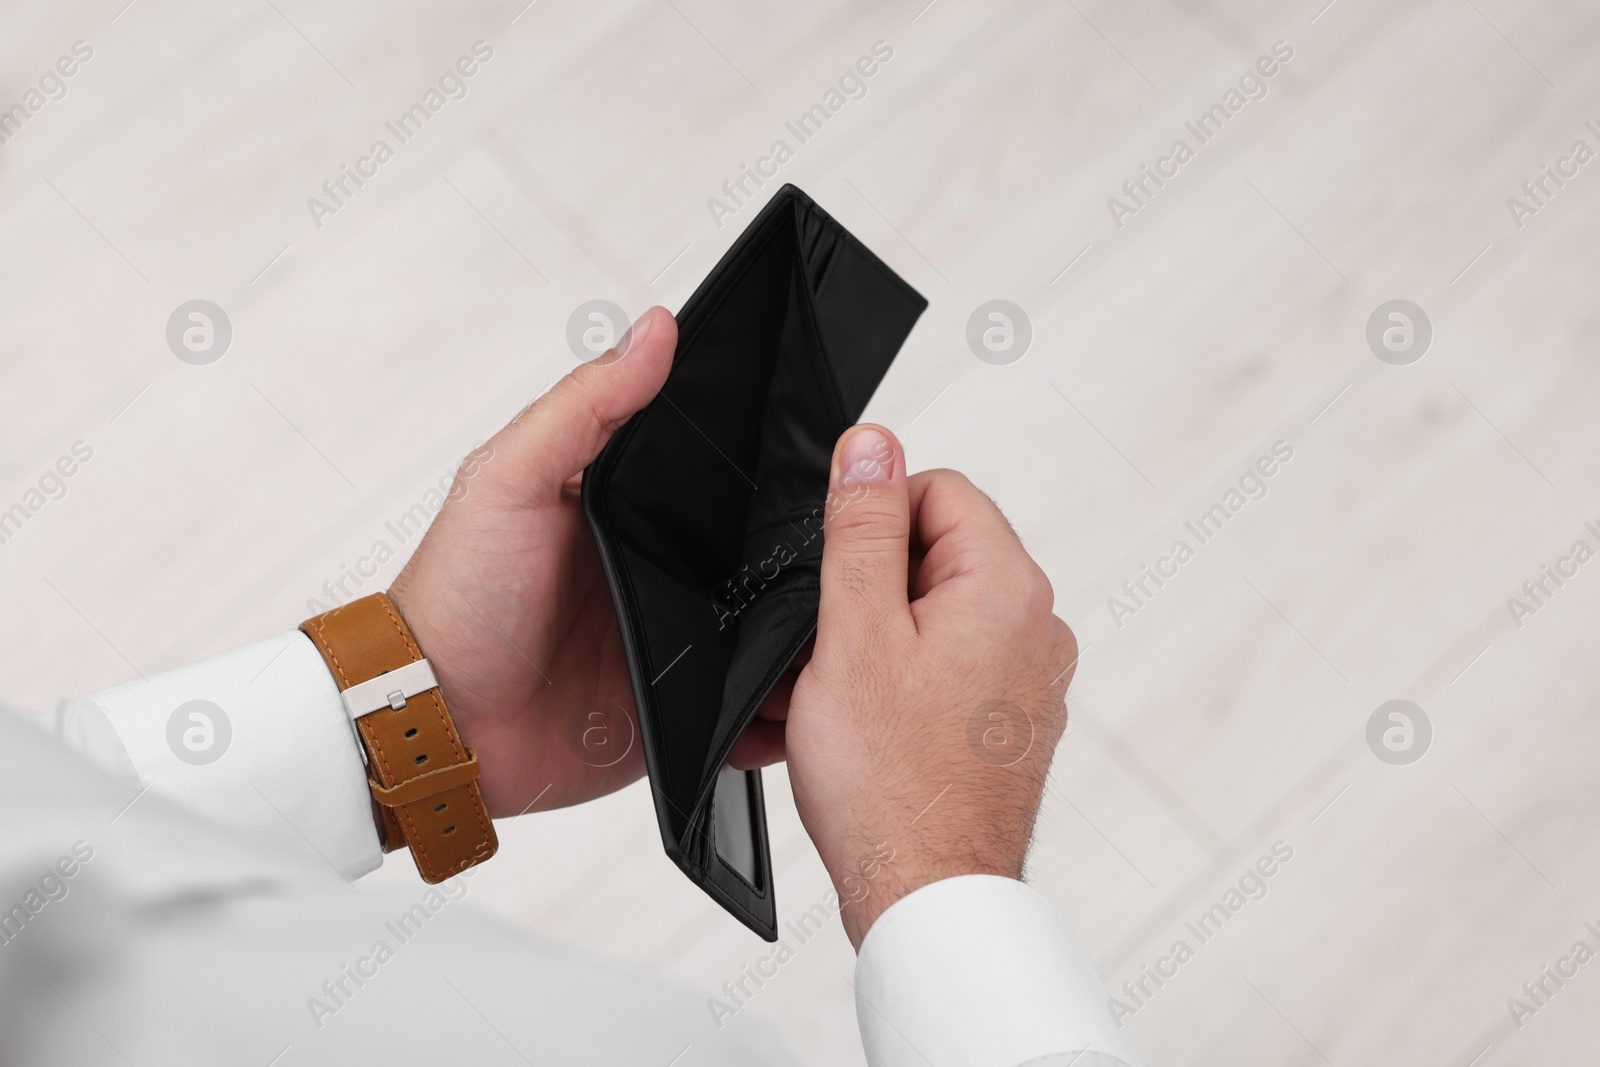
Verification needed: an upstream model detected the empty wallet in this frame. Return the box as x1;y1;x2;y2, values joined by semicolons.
581;185;927;939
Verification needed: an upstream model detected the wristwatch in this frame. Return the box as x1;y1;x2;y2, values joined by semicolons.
301;593;497;882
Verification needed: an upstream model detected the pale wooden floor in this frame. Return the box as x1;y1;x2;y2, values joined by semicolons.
3;0;1599;1063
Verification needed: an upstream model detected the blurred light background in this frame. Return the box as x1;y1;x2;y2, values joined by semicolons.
2;0;1598;1063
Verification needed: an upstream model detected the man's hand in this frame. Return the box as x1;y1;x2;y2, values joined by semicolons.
779;424;1077;948
388;307;676;818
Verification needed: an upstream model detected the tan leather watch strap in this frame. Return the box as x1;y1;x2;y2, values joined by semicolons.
301;593;497;883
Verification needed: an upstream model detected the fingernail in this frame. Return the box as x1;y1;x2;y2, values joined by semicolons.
615;308;654;358
840;427;892;485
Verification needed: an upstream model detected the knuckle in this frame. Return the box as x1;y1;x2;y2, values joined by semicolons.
988;559;1051;616
827;495;906;541
1052;614;1077;652
1050;617;1078;671
935;469;989;509
1023;566;1055;613
926;467;975;493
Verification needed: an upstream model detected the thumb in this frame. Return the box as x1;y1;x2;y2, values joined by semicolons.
491;305;677;501
818;424;913;642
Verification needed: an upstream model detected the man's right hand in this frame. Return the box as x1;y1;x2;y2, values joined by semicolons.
779;424;1079;949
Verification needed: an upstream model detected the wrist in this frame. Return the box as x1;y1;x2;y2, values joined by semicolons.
384;577;491;796
385;574;529;820
825;835;1023;949
301;591;498;882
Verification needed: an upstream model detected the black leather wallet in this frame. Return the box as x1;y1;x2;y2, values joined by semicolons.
582;185;927;939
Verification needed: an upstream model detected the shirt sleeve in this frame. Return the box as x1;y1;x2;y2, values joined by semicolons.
854;875;1145;1067
65;630;384;880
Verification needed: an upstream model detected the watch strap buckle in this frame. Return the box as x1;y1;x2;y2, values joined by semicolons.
340;658;439;721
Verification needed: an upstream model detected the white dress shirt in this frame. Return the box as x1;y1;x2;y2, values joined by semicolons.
15;631;1142;1067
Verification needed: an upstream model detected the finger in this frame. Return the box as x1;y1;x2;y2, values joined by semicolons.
752;666;798;723
729;719;786;769
489;306;677;502
818;425;914;643
788;633;815;676
729;664;798;768
906;469;1037;600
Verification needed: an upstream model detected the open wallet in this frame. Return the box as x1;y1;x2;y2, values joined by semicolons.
581;185;927;939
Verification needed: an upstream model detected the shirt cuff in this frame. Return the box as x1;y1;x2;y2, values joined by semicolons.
76;630;383;880
854;875;1144;1067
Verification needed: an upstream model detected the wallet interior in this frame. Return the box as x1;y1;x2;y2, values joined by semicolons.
583;185;927;938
